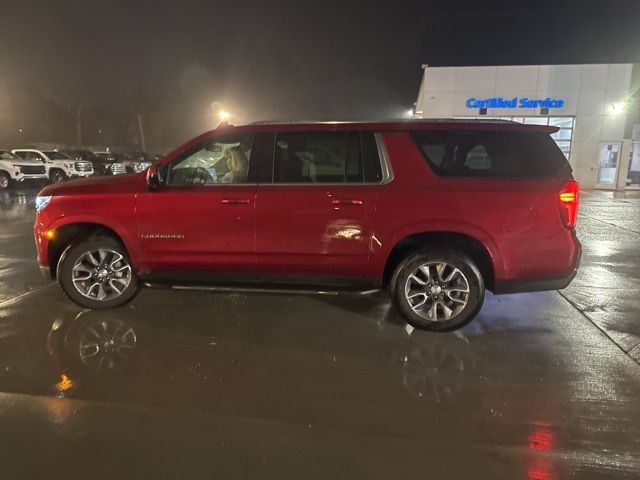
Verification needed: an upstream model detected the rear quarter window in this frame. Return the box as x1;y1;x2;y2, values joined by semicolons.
410;130;571;178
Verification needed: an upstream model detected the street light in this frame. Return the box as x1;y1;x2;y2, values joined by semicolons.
219;110;231;122
609;102;627;114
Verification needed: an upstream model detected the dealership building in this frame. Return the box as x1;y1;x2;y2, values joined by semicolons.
414;63;640;190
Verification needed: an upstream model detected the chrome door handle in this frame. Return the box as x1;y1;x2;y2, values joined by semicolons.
221;198;251;205
331;199;363;206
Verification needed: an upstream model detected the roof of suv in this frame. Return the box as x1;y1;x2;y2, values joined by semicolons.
223;119;559;134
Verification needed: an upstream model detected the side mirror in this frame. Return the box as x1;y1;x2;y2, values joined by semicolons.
147;164;161;191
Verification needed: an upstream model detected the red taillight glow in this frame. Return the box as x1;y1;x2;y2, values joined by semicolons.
559;180;579;228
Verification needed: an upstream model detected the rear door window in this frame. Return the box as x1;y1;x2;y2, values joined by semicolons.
410;130;571;178
273;131;363;184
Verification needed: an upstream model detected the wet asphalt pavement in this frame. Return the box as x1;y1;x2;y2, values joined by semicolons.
0;187;639;479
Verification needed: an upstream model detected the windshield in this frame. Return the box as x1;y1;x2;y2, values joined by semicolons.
44;151;72;160
0;151;20;160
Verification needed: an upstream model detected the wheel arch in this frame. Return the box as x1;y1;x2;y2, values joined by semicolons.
382;230;498;292
46;221;134;279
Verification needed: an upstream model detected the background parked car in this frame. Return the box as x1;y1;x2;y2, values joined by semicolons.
65;150;126;176
122;152;153;173
0;149;48;189
12;149;93;183
93;152;151;174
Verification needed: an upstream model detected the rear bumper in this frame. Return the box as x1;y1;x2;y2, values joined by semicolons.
493;237;581;294
493;269;577;294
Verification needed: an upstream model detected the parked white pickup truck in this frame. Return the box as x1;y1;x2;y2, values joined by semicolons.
12;149;93;183
0;150;48;189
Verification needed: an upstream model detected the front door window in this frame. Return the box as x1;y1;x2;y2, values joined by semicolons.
167;133;253;185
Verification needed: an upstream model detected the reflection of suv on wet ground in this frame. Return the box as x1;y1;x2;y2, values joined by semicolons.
34;120;582;331
12;149;93;183
0;150;48;189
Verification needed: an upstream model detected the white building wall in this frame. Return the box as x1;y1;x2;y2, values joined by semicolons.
415;64;635;189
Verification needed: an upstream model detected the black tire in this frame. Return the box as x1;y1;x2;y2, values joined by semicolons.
0;171;11;190
57;236;140;309
390;248;485;332
50;169;66;184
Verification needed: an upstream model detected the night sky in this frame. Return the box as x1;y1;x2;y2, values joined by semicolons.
2;0;639;150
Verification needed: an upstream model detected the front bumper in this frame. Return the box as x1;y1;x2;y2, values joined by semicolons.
39;265;52;279
14;175;49;182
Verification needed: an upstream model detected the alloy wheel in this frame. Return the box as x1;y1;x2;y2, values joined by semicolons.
71;249;132;301
404;262;470;322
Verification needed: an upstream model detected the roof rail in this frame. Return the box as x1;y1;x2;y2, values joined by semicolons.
247;118;520;126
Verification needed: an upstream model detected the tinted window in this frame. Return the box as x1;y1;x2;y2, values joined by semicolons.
360;132;383;183
168;133;253;185
13;151;28;159
273;131;362;184
44;151;71;160
410;130;571;178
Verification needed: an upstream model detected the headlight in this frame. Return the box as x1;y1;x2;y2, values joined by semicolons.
64;162;75;169
104;163;111;169
35;195;52;212
134;162;151;172
12;165;21;174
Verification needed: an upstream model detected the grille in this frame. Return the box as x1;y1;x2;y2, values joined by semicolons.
111;162;126;174
19;165;46;175
74;162;93;172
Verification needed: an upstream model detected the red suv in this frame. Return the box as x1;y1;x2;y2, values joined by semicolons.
34;120;581;331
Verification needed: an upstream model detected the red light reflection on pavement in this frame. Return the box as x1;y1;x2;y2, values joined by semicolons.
527;421;555;480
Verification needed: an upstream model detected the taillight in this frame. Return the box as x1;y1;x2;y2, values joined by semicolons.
559;180;579;228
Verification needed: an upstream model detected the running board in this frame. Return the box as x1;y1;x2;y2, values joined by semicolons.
144;283;380;297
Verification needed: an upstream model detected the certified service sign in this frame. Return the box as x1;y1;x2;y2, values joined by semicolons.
465;97;565;109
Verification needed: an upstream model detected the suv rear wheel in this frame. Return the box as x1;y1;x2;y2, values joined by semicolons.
57;236;140;309
391;248;485;331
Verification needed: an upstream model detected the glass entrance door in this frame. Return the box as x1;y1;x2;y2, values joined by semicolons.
626;142;640;190
595;142;621;189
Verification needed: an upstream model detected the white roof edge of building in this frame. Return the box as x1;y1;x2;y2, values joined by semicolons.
422;62;636;68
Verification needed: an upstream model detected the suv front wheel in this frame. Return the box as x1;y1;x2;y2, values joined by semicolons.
50;169;66;184
57;236;140;309
0;171;10;190
391;248;485;331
